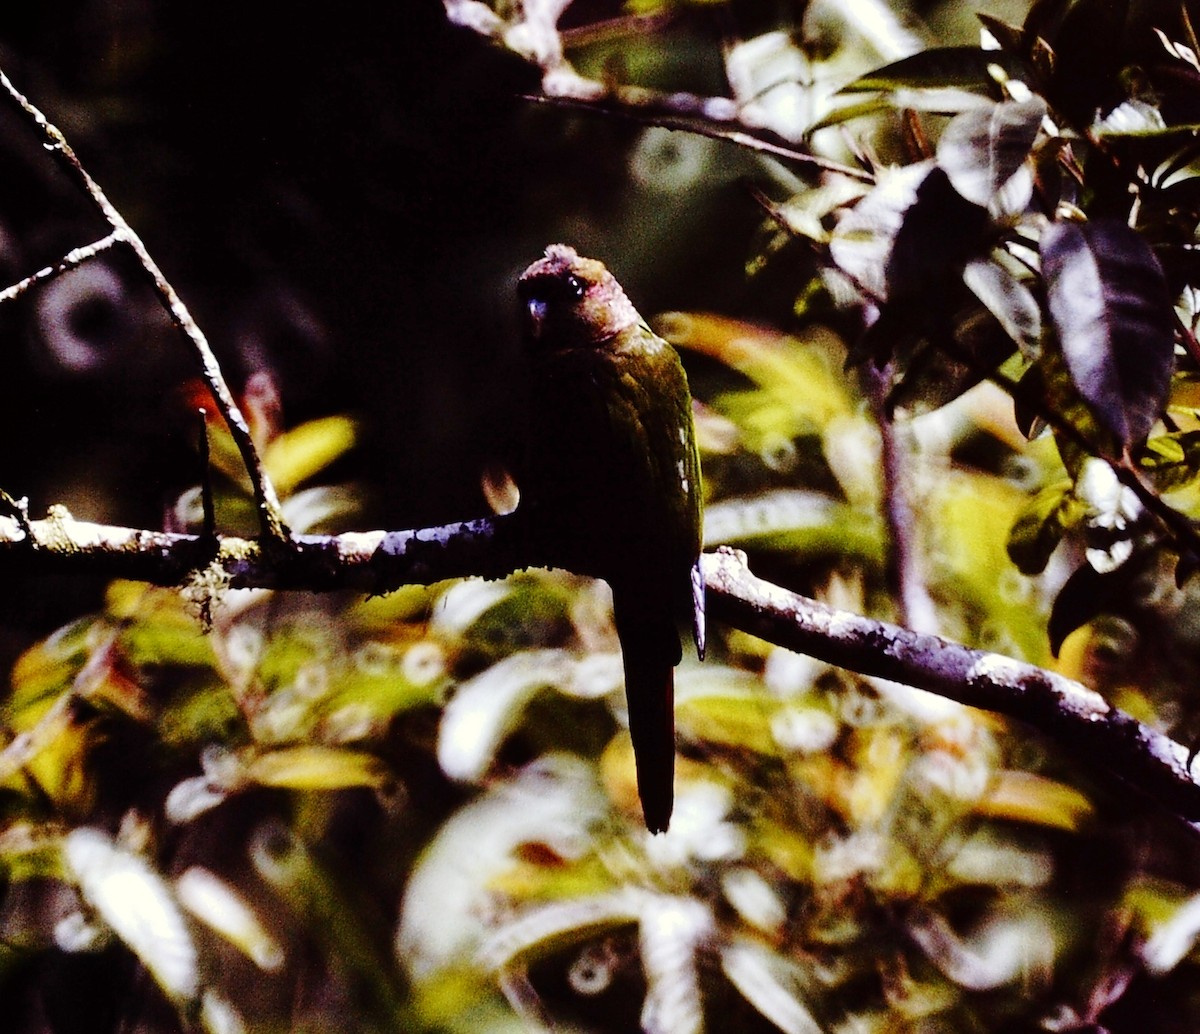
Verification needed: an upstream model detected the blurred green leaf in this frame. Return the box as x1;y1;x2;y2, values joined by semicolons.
6;618;97;721
657;313;855;424
265;415;358;495
64;827;199;1005
676;668;778;753
243;745;392;790
438;650;578;784
703;491;883;563
1006;479;1083;575
976;770;1094;831
175;866;284;972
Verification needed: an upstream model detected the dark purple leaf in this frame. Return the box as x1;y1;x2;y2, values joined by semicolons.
938;99;1046;211
885;167;989;298
1048;561;1130;656
1041;219;1175;447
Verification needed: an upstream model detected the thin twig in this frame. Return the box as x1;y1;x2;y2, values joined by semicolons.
0;67;290;545
0;231;122;304
197;409;216;541
1173;309;1200;368
448;0;872;181
522;94;875;182
861;362;939;632
747;187;936;630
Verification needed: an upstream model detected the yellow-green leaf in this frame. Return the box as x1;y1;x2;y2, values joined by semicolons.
264;416;358;495
243;745;391;790
975;770;1093;831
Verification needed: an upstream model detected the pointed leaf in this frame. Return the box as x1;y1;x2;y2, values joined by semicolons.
977;14;1028;55
1047;560;1135;656
829;161;935;301
638;894;713;1034
810;89;995;132
397;756;607;982
841;47;1022;93
176;866;284;971
885;167;990;298
1137;431;1200;507
1142;890;1200;975
437;649;575;783
1006;479;1084;574
1092;101;1181;138
963;256;1042;357
656;313;855;425
478;890;644;971
883;300;1018;415
976;770;1093;830
263;416;358;495
701;491;882;564
721;940;824;1034
675;667;779;753
1041;219;1175;447
830;162;986;303
937;99;1046;211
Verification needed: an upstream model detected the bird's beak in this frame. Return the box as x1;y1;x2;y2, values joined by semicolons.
526;298;547;341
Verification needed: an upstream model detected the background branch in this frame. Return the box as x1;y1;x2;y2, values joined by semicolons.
521;94;873;182
860;361;939;633
444;0;874;183
0;67;290;545
0;230;122;304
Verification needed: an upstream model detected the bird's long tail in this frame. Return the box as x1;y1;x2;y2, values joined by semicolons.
612;590;682;834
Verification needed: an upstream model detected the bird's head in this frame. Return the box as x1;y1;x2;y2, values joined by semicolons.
518;244;639;349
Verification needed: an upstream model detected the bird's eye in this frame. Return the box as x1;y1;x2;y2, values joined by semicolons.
565;274;586;299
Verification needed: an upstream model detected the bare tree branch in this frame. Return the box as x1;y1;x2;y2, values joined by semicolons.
442;0;873;182
0;68;290;546
521;94;874;182
0;503;1197;822
0;231;122;304
702;547;1200;823
0;505;520;592
0;36;1195;838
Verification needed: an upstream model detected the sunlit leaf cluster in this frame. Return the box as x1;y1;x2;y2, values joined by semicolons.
746;1;1200;726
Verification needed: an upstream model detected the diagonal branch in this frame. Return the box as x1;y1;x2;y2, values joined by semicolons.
0;231;123;304
0;68;290;546
443;0;873;182
521;94;874;182
703;547;1200;823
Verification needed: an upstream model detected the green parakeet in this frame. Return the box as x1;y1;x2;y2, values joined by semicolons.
517;244;704;833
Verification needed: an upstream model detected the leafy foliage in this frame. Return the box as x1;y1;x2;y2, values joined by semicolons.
7;0;1200;1032
1041;219;1175;448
